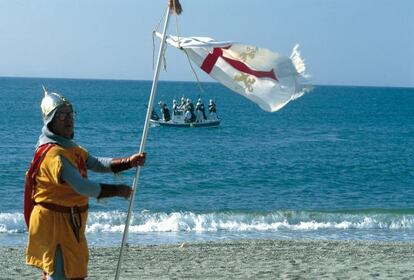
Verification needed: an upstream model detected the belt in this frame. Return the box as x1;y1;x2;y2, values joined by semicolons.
37;202;89;213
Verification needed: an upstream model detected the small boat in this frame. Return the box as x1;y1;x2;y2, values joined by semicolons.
150;108;220;128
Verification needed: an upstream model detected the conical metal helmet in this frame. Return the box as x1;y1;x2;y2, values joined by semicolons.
40;86;71;119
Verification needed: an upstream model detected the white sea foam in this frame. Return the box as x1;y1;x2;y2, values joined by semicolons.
85;210;414;233
1;211;414;235
0;213;25;233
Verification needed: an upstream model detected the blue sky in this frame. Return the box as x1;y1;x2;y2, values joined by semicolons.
0;0;413;87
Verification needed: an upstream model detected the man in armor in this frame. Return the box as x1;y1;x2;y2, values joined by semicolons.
195;98;207;122
208;99;218;120
179;96;186;109
185;98;196;122
25;88;146;280
172;99;178;115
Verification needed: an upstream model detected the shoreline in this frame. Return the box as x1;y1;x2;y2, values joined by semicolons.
3;239;414;279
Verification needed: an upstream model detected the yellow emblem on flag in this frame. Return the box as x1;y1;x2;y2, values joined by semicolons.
234;73;255;92
239;47;257;62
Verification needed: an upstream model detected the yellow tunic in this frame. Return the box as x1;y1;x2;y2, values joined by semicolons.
26;145;90;278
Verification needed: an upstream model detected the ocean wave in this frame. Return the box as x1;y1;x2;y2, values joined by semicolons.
1;210;414;235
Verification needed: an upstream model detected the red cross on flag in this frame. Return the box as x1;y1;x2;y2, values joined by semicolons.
158;33;312;112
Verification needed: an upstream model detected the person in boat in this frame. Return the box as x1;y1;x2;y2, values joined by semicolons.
195;98;207;122
163;103;171;121
185;98;196;122
179;96;186;109
159;101;171;122
200;98;207;119
25;89;146;280
186;98;195;113
208;99;218;120
172;99;178;115
184;108;193;123
151;107;160;120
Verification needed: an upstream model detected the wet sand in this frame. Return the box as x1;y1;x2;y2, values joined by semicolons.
2;239;414;279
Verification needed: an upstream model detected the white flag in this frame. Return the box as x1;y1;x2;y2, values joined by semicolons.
159;33;311;112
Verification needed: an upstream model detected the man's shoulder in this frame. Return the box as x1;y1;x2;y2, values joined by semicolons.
47;144;88;158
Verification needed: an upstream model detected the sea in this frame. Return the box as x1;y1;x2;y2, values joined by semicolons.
1;77;414;247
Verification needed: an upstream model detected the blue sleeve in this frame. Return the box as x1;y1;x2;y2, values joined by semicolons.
86;154;112;173
60;156;102;198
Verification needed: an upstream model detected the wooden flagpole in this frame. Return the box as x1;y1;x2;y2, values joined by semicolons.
114;6;172;280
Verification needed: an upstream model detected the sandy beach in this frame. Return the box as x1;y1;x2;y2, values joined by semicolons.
2;239;414;279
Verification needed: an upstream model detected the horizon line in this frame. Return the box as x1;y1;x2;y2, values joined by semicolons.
0;75;413;90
